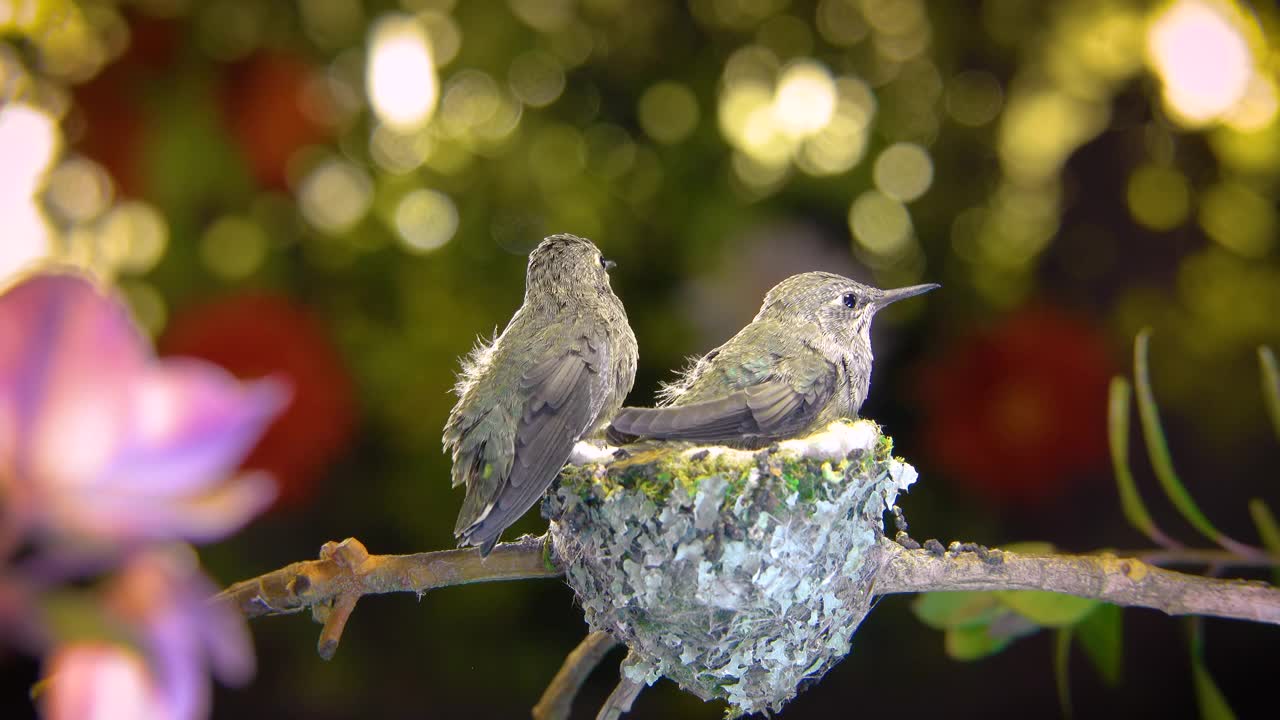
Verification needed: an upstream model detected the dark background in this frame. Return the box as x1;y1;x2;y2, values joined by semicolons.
2;0;1278;717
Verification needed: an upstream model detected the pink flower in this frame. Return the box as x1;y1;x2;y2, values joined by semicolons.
0;272;287;546
41;547;254;720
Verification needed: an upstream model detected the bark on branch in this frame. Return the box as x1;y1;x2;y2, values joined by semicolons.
216;534;560;658
533;631;621;720
873;540;1280;624
219;536;1280;640
217;534;1280;715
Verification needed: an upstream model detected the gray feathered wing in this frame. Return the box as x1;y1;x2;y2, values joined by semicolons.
608;354;835;446
454;332;605;554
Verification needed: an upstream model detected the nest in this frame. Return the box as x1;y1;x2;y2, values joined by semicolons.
543;421;917;716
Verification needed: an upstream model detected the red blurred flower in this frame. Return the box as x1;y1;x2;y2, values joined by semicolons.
917;305;1113;505
218;51;332;190
161;292;355;510
73;16;181;197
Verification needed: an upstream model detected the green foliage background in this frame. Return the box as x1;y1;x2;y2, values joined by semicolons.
2;0;1278;717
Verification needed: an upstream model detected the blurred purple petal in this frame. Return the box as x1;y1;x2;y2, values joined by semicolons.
109;361;288;495
43;644;163;720
0;274;147;476
0;272;288;546
42;548;255;720
56;471;279;544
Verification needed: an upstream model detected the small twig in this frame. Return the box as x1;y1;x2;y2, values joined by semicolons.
216;534;560;658
315;592;359;660
309;538;369;659
596;653;647;720
533;631;620;720
874;541;1280;625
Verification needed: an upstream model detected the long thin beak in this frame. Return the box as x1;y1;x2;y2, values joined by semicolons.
874;282;940;309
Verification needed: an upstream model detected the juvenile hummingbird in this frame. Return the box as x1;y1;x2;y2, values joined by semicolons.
607;272;937;449
444;234;637;554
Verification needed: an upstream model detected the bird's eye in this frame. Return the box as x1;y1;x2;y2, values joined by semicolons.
842;292;857;309
600;257;616;271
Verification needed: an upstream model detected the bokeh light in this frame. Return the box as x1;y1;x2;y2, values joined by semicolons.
299;157;374;234
200;215;269;279
720;49;876;186
1000;90;1108;184
773;60;836;138
873;142;933;202
96;201;169;275
1198;181;1277;258
509;50;566;108
638;82;699;144
49;161;108;227
1224;71;1279;131
1127;164;1190;231
0;102;59;196
0;102;58;279
945;70;1003;127
849;189;912;257
1146;0;1263;127
366;13;438;132
816;0;868;46
299;0;364;50
439;69;521;145
393;188;458;253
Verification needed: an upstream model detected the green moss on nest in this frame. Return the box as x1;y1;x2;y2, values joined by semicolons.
545;420;919;716
559;431;898;510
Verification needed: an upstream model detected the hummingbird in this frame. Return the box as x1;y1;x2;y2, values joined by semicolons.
607;272;937;449
444;234;637;555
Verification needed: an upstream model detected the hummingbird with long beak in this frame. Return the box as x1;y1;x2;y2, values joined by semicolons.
607;272;937;449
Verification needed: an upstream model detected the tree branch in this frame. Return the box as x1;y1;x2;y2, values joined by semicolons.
533;631;620;720
216;532;1280;719
873;541;1280;624
595;653;646;720
216;534;560;658
217;535;1280;659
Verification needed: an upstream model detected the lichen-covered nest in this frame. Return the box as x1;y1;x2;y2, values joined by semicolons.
543;420;917;716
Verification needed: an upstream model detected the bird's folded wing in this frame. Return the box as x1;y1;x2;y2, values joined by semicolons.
609;375;829;444
459;336;603;552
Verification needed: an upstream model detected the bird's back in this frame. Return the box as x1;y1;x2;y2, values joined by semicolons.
445;294;633;552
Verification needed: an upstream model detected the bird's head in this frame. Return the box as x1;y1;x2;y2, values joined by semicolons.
525;233;617;299
754;271;939;348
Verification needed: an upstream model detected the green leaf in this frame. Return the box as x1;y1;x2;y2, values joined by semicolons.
913;591;1003;630
1187;617;1236;720
996;591;1099;627
1001;541;1057;554
944;624;1015;661
1191;656;1237;720
1054;629;1073;720
1247;499;1280;585
1076;603;1123;686
1108;377;1162;543
1133;330;1220;543
1260;347;1280;443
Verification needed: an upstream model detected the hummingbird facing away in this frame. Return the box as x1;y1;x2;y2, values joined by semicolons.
444;234;637;555
607;272;937;449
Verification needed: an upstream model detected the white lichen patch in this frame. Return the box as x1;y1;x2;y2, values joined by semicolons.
569;439;617;466
544;420;914;716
